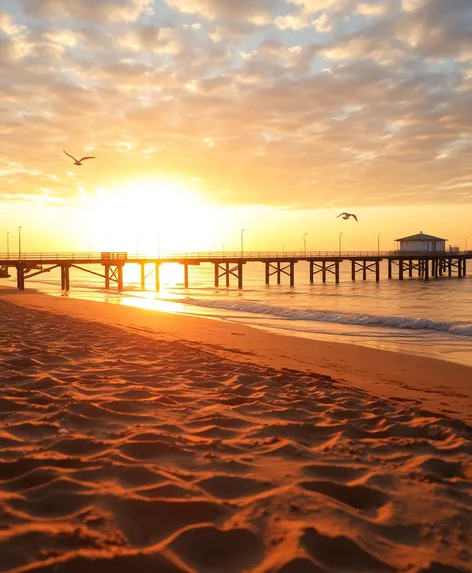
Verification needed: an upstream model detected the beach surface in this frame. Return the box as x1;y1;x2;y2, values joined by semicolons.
0;290;471;572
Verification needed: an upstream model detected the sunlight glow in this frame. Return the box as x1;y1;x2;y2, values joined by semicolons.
81;177;215;254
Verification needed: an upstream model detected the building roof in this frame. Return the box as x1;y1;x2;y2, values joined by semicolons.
396;232;447;242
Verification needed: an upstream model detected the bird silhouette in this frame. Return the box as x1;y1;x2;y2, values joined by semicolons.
63;149;95;166
337;212;358;222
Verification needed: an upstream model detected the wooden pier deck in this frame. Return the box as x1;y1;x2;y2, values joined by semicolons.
0;250;470;291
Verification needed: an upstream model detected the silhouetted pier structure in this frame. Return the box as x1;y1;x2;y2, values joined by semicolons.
0;251;470;292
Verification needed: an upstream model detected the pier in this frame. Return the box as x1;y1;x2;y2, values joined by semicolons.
0;251;470;292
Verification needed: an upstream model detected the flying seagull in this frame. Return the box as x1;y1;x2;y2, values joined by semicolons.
63;149;95;166
337;212;358;221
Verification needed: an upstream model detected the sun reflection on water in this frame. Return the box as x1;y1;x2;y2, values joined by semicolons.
120;290;186;314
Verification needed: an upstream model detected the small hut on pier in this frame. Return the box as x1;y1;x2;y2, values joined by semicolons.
395;232;447;253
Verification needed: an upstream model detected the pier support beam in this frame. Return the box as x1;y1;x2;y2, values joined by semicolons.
277;262;281;285
351;261;356;281
238;263;243;289
375;260;380;282
117;265;123;291
448;259;452;277
399;261;404;280
265;262;270;285
290;262;295;287
17;265;25;291
184;264;189;288
424;259;429;281
155;263;160;291
388;259;392;279
104;265;123;291
213;262;243;288
309;260;338;284
408;260;413;278
140;264;145;289
61;265;70;291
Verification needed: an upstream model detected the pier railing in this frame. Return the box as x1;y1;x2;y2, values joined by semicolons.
0;250;471;262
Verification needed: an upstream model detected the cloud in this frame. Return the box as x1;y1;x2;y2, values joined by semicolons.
357;2;391;16
313;12;332;32
1;0;472;209
20;0;154;22
164;0;283;22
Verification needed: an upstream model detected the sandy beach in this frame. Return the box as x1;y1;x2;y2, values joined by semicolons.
1;290;471;573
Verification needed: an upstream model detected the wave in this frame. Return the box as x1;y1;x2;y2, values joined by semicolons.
180;297;472;337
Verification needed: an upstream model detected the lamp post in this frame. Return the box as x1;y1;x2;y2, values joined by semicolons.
241;229;245;258
377;232;381;255
339;231;343;255
304;232;307;256
7;232;9;259
18;226;22;259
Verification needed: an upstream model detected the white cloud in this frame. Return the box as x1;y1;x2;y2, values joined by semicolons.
274;14;311;30
20;0;154;22
401;0;425;13
357;2;390;16
0;13;23;35
312;13;332;32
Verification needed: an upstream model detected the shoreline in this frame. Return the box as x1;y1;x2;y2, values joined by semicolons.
1;287;471;422
3;271;472;369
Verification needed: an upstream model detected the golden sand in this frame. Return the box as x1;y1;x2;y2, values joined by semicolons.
0;291;471;572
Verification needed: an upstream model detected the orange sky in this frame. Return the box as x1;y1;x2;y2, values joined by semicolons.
1;0;471;253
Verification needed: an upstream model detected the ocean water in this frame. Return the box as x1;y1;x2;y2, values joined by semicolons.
3;260;472;366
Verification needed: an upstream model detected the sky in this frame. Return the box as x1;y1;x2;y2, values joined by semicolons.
1;0;471;254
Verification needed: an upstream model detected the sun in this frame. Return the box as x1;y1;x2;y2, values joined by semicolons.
84;177;215;253
120;178;202;217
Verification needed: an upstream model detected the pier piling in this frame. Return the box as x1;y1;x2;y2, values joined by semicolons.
184;264;189;288
2;251;469;293
17;265;25;291
140;264;145;289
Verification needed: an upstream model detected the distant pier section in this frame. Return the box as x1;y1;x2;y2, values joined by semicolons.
0;249;470;292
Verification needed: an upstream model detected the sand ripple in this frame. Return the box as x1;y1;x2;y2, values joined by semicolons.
0;299;471;572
